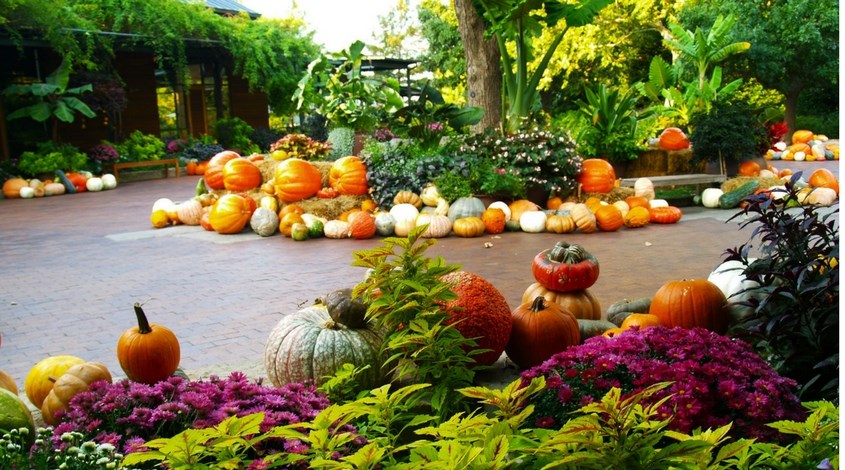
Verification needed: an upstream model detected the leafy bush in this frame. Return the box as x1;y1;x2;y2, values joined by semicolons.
574;83;652;163
724;175;839;402
250;126;285;153
16;141;88;176
53;372;337;455
115;130;165;162
521;326;805;441
689;100;769;164
214;117;259;154
269;133;331;160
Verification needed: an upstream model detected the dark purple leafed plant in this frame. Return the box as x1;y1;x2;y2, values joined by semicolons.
87;143;119;163
53;372;338;455
521;326;805;442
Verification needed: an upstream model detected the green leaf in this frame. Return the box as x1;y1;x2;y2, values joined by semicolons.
53;101;74;123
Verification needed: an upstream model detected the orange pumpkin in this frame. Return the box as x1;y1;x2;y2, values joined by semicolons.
546;195;564;210
521;282;601;320
545;214;576;234
278;212;305;237
791;129;814;145
204;151;240;190
657;127;690;150
117;304;181;384
737;160;761;177
329;156;369;195
339;208;361;222
508;199;540;222
360;199;378;212
584;196;604;212
481;207;507;234
649;279;729;334
594;205;623;232
808;168;839;195
41;362;112;425
347;211;377;239
624;196;650;210
577;159;616;193
195;160;208;175
185;160;198;175
278;204;304;219
209;194;253;234
623;206;650;228
273;158;322;202
223;158;262;192
505;296;581;369
649;206;683;224
3;178;28;198
620;313;662;330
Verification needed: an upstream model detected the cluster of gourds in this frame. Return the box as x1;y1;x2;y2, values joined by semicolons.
0;304;181;430
701;162;839;209
2;171;116;199
764;130;838;162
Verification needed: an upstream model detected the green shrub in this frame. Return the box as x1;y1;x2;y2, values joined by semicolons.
795;114;839;138
689;100;769;164
16;141;88;176
214;117;259;154
115;130;165;162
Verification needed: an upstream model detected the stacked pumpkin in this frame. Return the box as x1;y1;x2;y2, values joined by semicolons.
506;242;611;369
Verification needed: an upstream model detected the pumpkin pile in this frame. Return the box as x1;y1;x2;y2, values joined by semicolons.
763;130;838;162
702;166;839;209
2;171;117;199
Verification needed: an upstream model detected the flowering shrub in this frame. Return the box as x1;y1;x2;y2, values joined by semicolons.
521;326;805;441
455;128;583;197
373;128;396;142
270;133;331;160
54;372;336;455
0;427;129;469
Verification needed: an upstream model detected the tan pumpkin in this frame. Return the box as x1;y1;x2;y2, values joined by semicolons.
545;214;576;234
176;199;203;226
481;208;507;234
347;211;377;239
521;282;601;320
570;203;597;233
417;213;452;238
453;217;486;238
508;199;540;222
623;206;650;228
324;220;351;239
634;178;655;200
41;362;112;425
393;190;423;208
0;369;18;395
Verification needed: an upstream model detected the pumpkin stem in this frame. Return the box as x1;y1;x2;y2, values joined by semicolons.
530;296;548;312
549;241;589;264
133;303;153;334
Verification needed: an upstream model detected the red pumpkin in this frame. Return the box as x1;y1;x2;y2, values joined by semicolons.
577;159;616;194
117;304;181;384
209;194;253;234
204;151;240;190
223;158;262;192
273;158;322;202
808;168;839;195
649;279;730;334
649;206;683;224
505;296;581;369
737;160;761;177
329;156;369;195
440;271;513;366
657;127;690;150
532;241;600;292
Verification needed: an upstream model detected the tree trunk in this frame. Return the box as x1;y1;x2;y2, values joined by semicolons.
454;0;502;134
783;81;804;144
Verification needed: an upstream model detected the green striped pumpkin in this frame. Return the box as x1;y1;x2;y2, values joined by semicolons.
264;305;385;388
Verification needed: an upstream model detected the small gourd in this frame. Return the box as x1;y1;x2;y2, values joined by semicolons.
324;220;351;239
374;211;396;236
85;177;104;192
570;203;596;233
420;184;441;206
701;188;724;208
417;213;452;238
348;211;377;239
622;206;650;228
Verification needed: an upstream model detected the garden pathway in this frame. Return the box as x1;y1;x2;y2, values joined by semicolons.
0;160;838;396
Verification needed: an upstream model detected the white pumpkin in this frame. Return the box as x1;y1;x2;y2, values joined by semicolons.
612;200;629;217
420;184;441;207
416;213;452;238
805;187;837;206
250;207;279;237
86;177;104;192
389;203;419;225
758;169;776;179
393;217;416;237
300;213;328;227
101;174;117;190
373;211;396;236
19;186;35;199
773;141;787;151
701;188;724;208
634;178;655;200
28;178;42;188
793;151;806;162
152;197;176;214
557;201;576;213
488;201;511;221
176;199;204;225
519;210;547;233
649;199;669;208
323;220;351;239
812;143;826;160
707;259;759;322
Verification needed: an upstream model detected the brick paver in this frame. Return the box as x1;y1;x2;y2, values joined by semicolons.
0;160;838;387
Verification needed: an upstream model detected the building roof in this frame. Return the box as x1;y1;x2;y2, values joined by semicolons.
202;0;261;19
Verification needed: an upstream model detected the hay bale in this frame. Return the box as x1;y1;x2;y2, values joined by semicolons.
721;176;782;193
578;187;634;204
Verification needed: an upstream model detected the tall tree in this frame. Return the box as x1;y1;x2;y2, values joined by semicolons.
370;0;423;59
454;0;501;132
678;0;839;140
417;0;467;105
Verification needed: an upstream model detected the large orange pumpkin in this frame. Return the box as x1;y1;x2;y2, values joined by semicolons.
508;199;540;222
223;158;262;192
3;178;28;198
737;160;761;177
204;151;240;190
209;194;253;234
329;156;369;195
505;296;581;369
657;127;690;150
117;304;181;384
577;159;616;194
808;168;839;195
274;158;322;202
594;205;623;232
649;279;729;334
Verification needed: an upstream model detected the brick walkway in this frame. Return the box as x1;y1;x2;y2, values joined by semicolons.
0;160;838;387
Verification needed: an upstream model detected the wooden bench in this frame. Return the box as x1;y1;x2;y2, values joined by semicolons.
112;159;180;183
620;174;726;193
